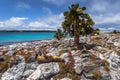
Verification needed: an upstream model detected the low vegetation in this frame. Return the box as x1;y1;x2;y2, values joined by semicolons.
92;70;101;80
54;29;64;40
112;30;120;34
37;55;64;63
100;60;109;66
117;51;120;56
104;66;110;72
0;55;11;73
58;49;67;55
53;50;80;80
93;28;100;36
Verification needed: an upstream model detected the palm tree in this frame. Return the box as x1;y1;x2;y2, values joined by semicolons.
62;3;94;46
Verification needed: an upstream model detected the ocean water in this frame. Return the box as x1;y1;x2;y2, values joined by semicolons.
0;32;55;45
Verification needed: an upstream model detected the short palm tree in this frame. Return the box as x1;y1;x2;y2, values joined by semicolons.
62;3;95;47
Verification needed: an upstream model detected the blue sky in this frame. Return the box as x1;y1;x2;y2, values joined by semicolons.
0;0;120;31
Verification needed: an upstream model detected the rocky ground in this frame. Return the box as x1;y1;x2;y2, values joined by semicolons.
0;33;120;80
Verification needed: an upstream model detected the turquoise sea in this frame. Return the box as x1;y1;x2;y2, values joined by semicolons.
0;32;55;45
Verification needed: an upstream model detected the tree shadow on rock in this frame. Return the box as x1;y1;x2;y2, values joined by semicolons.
78;43;100;50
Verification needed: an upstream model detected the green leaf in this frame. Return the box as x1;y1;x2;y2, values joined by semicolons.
64;11;69;16
76;8;83;14
82;7;86;10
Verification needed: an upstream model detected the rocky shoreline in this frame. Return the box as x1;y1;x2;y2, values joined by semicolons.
0;33;120;80
0;39;52;47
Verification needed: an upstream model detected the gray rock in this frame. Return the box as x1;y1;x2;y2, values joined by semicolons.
6;50;15;56
47;51;59;56
74;56;81;65
74;57;82;74
60;53;69;64
27;62;59;80
114;39;120;47
72;50;81;57
27;53;37;62
26;62;38;70
35;47;40;54
13;55;25;65
1;63;25;80
101;73;111;80
60;77;72;80
111;63;118;69
74;64;82;74
0;52;3;55
23;70;34;78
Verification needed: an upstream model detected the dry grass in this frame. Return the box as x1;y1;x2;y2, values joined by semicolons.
92;70;101;80
24;53;33;62
40;47;48;51
58;49;67;56
104;66;110;72
15;48;34;62
53;50;80;80
99;49;107;54
117;51;120;56
90;54;97;62
0;55;11;73
100;60;109;66
37;55;64;63
90;37;102;42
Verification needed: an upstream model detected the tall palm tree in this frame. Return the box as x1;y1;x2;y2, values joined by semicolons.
62;3;95;46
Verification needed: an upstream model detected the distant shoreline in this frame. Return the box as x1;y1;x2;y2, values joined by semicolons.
0;30;56;32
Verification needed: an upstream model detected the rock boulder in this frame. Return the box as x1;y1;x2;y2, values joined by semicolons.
27;62;59;80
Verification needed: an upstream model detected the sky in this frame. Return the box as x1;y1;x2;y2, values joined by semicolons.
0;0;120;32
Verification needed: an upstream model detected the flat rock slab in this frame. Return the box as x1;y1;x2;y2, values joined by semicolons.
1;63;25;80
27;62;59;80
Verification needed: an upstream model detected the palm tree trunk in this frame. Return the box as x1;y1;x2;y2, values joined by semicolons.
74;15;79;47
74;33;79;46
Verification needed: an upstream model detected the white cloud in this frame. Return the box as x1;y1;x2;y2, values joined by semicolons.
42;0;66;6
27;7;64;30
28;13;64;30
0;17;28;28
92;13;120;24
0;13;64;30
1;0;120;32
16;2;31;10
99;27;118;32
90;1;108;13
28;21;49;28
88;0;120;32
90;0;119;12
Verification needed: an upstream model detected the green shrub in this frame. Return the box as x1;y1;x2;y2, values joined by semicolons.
54;29;64;40
113;30;117;34
93;28;100;36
